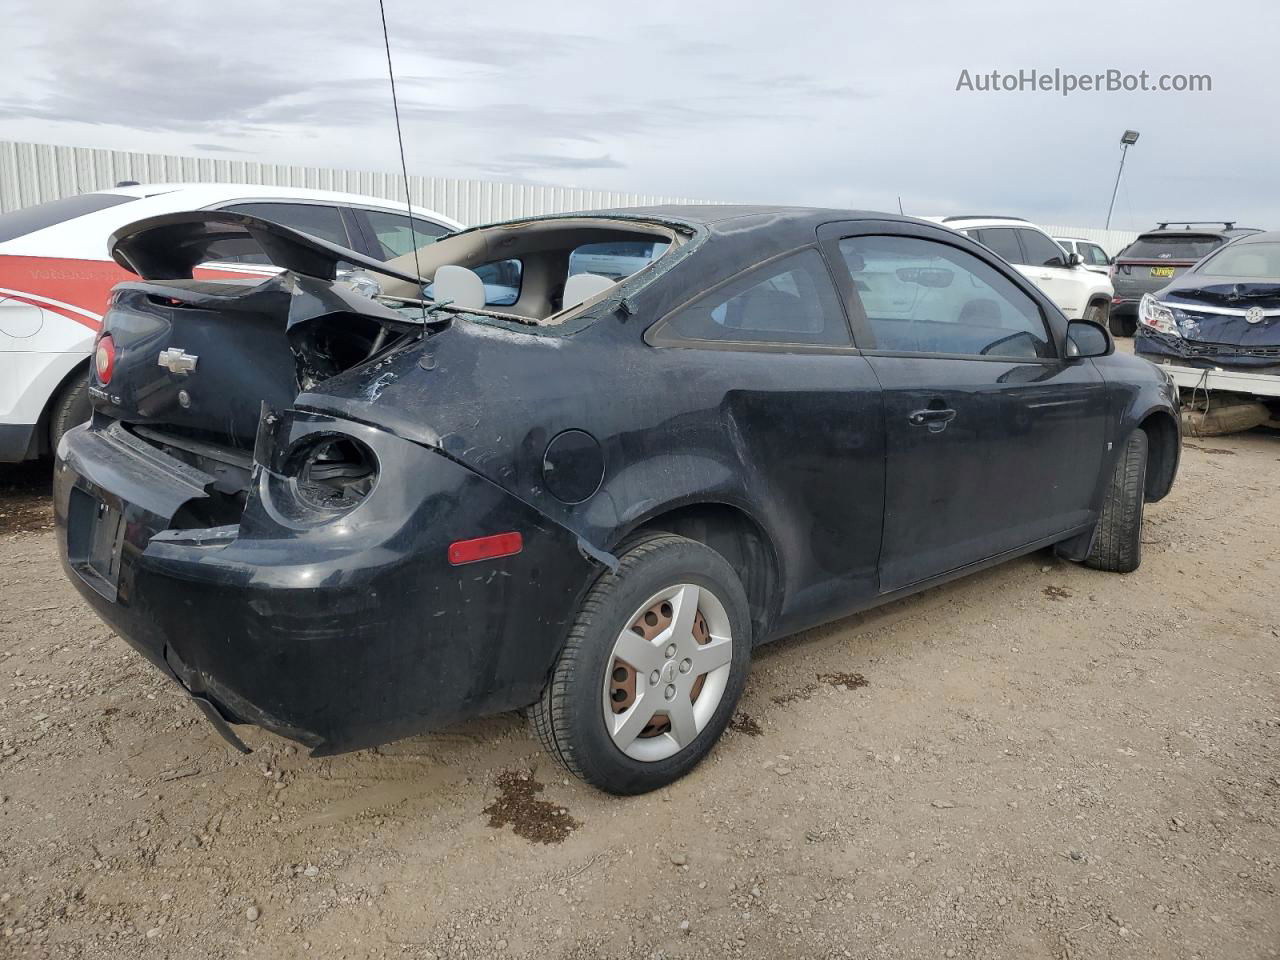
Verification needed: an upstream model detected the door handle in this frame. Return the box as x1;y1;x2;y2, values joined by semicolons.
908;408;957;430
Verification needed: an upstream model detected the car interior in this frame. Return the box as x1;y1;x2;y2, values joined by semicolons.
379;218;682;323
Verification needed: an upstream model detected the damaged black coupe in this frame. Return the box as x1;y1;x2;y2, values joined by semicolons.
55;205;1181;794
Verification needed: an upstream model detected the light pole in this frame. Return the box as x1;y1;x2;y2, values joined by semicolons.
1105;129;1140;230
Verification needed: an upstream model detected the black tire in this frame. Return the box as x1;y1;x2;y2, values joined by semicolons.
49;369;91;456
1108;310;1136;337
1084;429;1148;573
1084;298;1111;329
530;533;752;795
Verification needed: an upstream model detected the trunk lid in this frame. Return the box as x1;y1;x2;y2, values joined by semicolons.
94;211;429;464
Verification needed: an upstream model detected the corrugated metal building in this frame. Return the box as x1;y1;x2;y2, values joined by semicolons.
1;139;1139;252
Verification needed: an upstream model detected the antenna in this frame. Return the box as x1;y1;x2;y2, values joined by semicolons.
897;195;904;215
377;0;426;318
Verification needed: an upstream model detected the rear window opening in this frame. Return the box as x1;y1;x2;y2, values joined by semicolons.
0;192;137;244
377;217;683;326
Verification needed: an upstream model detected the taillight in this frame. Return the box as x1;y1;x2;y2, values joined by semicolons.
94;334;115;385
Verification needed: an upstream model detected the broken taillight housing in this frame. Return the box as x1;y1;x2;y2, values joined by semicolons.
284;434;379;514
94;333;116;384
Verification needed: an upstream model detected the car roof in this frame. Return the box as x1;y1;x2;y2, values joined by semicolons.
927;215;1041;231
95;182;460;217
1226;230;1280;244
0;182;462;260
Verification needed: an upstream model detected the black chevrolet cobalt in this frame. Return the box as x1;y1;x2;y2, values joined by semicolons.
55;205;1181;794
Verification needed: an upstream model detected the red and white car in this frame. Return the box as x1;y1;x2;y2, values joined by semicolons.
0;183;460;462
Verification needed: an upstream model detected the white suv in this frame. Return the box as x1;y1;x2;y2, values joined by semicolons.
0;183;460;462
931;217;1114;325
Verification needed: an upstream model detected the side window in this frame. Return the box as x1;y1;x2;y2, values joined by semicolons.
661;248;849;346
974;227;1024;264
569;240;669;280
200;236;270;265
838;235;1054;360
357;209;449;260
422;259;522;307
223;202;351;248
1084;243;1110;266
1016;229;1068;268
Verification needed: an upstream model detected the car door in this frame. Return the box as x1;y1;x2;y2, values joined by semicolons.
647;246;886;635
821;222;1108;593
1015;228;1084;315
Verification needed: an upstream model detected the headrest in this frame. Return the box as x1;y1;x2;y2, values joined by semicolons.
563;272;615;310
432;265;486;309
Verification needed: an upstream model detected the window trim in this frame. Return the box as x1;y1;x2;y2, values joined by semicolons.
644;244;857;352
817;221;1063;362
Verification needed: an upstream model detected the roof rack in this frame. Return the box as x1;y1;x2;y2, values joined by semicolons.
1154;220;1235;230
941;215;1030;224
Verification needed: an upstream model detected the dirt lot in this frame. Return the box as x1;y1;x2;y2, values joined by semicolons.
1;432;1278;960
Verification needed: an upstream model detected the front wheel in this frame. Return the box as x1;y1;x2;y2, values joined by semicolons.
1084;298;1111;329
1083;429;1148;573
530;533;752;795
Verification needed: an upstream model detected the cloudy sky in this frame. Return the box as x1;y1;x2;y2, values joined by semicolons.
4;0;1278;230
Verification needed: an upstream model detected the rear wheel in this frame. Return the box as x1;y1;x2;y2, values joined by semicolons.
1084;429;1147;573
530;533;751;794
48;369;91;456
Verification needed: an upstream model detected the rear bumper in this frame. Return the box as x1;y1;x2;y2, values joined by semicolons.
54;416;597;754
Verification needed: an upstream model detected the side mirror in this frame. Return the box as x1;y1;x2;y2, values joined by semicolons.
1066;252;1083;268
1065;318;1112;359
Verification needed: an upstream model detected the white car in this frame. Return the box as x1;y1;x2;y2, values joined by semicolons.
928;216;1114;325
1053;236;1112;276
0;183;460;462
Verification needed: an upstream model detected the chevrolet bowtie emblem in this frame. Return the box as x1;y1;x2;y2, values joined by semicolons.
157;347;199;375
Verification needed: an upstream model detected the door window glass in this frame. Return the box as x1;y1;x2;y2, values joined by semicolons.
1015;229;1068;268
223;202;351;248
358;209;449;260
973;227;1024;264
839;235;1053;359
1083;243;1110;266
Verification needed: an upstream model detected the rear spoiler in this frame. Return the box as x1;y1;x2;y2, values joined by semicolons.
109;210;425;284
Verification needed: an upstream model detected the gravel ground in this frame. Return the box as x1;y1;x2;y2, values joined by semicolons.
1;430;1277;960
